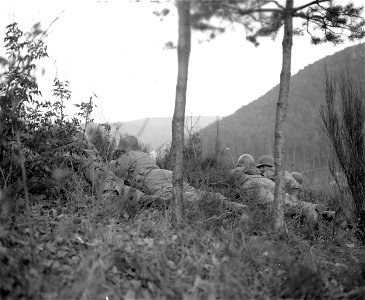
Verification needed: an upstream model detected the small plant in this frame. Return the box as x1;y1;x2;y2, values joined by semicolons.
87;123;117;161
74;93;96;133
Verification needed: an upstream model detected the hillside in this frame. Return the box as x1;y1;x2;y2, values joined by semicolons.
111;116;217;150
198;43;365;171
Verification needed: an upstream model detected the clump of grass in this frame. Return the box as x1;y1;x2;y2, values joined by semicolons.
320;70;365;241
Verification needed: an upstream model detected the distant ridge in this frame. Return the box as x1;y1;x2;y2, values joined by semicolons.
198;43;365;170
111;116;217;150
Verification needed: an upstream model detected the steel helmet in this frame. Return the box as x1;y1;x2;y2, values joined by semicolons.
257;155;274;168
291;172;303;184
75;130;87;142
236;154;254;167
118;135;139;151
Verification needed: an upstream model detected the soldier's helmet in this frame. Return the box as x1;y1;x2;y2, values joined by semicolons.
118;135;139;152
236;154;254;167
257;155;274;168
291;172;303;184
74;130;87;142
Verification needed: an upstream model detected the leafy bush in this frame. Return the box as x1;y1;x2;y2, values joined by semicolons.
0;23;97;203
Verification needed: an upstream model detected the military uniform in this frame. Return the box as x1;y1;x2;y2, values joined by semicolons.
67;132;151;205
110;150;214;202
231;166;325;221
259;167;302;195
230;165;261;177
109;150;248;213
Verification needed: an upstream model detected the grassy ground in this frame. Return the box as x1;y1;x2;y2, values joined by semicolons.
1;172;365;300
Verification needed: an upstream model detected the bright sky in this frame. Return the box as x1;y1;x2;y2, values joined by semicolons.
0;0;364;122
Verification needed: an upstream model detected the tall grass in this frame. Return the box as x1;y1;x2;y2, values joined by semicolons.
320;70;365;241
87;124;118;161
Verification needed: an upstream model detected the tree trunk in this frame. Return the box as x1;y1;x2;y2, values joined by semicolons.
171;0;191;226
215;116;220;164
273;0;293;230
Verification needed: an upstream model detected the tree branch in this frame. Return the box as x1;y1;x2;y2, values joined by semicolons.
293;0;330;12
270;0;285;9
222;3;283;16
223;0;332;17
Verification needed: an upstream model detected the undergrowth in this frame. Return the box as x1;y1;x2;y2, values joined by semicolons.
1;170;365;300
1;22;365;300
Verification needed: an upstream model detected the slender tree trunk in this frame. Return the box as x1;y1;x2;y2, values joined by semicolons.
171;0;191;226
215;116;220;164
16;129;35;261
273;0;293;230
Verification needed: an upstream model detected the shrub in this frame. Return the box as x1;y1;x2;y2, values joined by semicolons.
320;70;365;241
0;23;95;198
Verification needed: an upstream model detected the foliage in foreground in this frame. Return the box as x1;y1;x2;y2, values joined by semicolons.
1;175;365;299
0;22;95;198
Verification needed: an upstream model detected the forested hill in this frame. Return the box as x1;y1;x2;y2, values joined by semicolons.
198;43;365;171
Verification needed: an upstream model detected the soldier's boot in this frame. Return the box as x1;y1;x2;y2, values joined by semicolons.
139;194;170;210
207;191;248;212
315;204;336;221
222;200;248;212
123;186;168;210
306;204;320;228
321;210;336;221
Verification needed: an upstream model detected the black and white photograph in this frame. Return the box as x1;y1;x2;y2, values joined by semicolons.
1;1;364;299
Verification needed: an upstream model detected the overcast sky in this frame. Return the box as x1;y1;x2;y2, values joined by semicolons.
0;0;364;122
